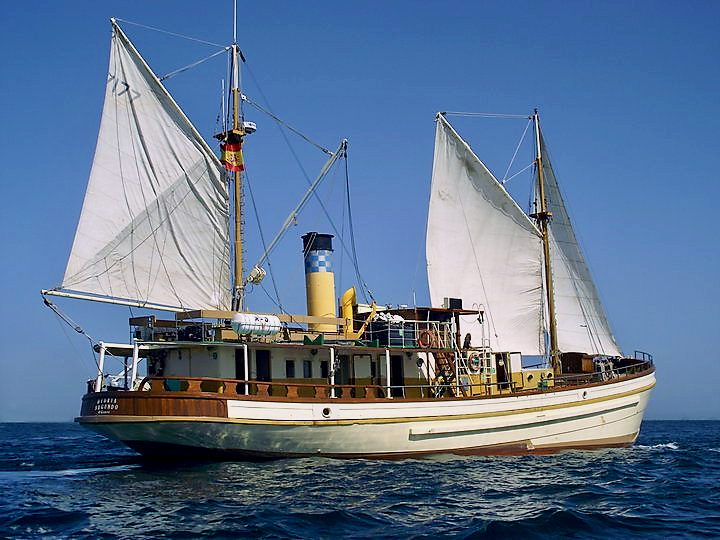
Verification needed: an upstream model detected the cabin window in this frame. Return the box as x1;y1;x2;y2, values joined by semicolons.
321;360;329;378
370;360;377;379
303;360;313;378
285;360;296;378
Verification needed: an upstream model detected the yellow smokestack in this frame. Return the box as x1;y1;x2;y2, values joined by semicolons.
302;232;336;333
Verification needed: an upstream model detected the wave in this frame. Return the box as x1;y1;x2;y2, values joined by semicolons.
2;422;720;539
0;463;141;481
636;442;679;450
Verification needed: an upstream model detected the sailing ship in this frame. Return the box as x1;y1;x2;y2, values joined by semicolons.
42;18;654;459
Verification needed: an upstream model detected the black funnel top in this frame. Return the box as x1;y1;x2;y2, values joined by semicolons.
302;232;334;252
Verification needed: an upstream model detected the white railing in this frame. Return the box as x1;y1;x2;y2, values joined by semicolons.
365;318;456;349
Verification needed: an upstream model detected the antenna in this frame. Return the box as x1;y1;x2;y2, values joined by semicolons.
233;0;237;44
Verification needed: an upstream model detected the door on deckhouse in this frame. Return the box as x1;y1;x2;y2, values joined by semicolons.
390;355;405;397
336;355;354;397
256;350;271;382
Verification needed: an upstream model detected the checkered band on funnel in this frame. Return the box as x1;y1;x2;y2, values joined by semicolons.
304;249;333;273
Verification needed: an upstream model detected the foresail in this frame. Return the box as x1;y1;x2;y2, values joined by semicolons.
61;22;231;311
540;135;622;356
426;115;546;355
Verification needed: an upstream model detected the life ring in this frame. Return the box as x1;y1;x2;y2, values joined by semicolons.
417;330;435;348
467;353;481;373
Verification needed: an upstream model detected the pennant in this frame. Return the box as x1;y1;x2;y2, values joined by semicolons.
221;142;244;172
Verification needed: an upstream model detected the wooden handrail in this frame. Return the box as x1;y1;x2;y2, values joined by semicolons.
136;361;654;400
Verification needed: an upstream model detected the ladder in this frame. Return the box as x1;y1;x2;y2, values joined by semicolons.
432;348;469;398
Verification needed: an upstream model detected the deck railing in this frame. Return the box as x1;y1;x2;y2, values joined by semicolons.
137;376;389;399
130;360;654;400
553;360;653;387
365;318;456;349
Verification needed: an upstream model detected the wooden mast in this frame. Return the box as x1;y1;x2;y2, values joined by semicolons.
533;110;560;375
230;0;244;312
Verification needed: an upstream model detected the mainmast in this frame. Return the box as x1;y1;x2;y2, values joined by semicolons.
215;0;248;312
231;38;244;311
532;110;561;375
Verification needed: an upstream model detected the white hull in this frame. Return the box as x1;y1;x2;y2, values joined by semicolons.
79;372;655;458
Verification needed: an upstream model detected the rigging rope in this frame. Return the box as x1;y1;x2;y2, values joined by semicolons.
53;308;98;372
242;94;332;155
241;62;373;301
343;148;372;303
244;166;286;313
160;47;230;81
501;119;533;184
114;18;226;48
338;174;347;298
42;295;102;369
441;111;531;119
503;162;535;185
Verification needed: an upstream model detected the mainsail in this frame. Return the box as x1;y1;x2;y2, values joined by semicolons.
60;22;231;311
539;135;622;356
426;115;546;355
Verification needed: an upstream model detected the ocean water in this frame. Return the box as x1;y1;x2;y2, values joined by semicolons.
0;421;718;539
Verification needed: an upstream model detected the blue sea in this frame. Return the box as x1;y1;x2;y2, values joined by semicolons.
1;421;718;539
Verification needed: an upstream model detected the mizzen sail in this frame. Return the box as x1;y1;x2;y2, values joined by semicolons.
540;135;622;356
60;22;231;311
426;115;546;355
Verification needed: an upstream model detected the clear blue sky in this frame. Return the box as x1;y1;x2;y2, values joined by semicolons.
1;1;718;421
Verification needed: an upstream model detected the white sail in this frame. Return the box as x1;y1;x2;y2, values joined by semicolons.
60;22;231;311
426;115;546;355
540;135;622;356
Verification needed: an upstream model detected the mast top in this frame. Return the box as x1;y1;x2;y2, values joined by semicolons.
233;0;238;45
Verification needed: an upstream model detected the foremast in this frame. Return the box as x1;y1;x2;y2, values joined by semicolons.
230;40;244;311
532;110;560;375
217;1;247;312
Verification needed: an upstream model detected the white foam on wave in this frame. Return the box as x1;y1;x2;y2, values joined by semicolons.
0;463;140;480
709;448;720;453
636;442;679;450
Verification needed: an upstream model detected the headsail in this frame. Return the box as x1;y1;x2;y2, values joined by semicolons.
539;135;622;356
426;115;546;355
59;21;231;311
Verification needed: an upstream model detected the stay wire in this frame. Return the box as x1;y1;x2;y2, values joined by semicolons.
160;47;230;82
53;309;97;372
441;111;530;119
242;94;332;156
244;166;286;313
343;149;372;303
338;177;347;299
501;119;533;184
114;18;226;48
41;295;119;371
242;62;372;300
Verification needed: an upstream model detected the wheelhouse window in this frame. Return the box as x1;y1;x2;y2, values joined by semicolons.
320;360;329;378
303;360;313;378
285;360;296;378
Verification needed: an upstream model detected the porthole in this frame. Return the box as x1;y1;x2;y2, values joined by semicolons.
322;407;331;418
